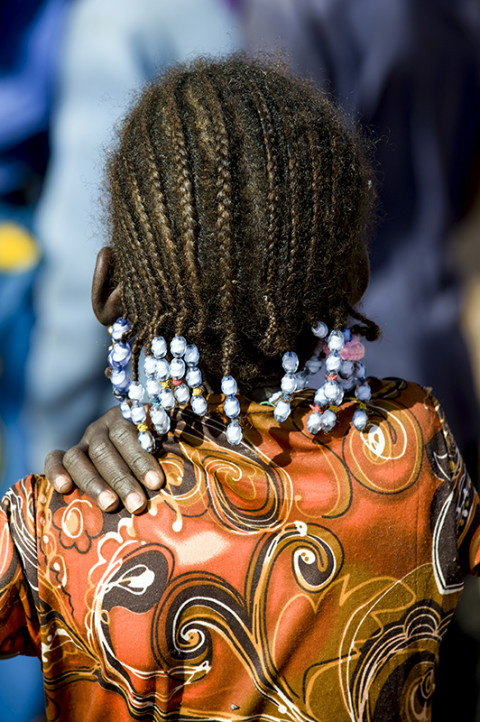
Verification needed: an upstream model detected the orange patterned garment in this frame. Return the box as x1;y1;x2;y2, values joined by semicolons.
1;379;479;721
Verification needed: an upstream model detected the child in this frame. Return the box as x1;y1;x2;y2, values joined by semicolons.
2;57;479;722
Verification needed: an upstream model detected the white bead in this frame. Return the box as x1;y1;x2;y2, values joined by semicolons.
155;358;170;381
281;373;297;395
110;342;131;366
267;390;283;405
353;408;368;430
312;321;328;338
224;396;240;419
274;399;291;423
355;362;366;380
152;336;167;359
226;421;242;445
341;376;356;392
328;330;345;352
335;387;345;406
184;344;200;366
221;375;238;396
340;360;354;378
174;383;190;404
324;380;341;401
150;405;169;428
130;404;147;424
282;352;299;373
120;400;131;421
138;430;155;452
191;395;208;416
128;381;145;402
314;386;328;406
186;367;202;388
170;336;186;357
144;355;157;377
170;358;186;380
111;318;131;341
153;414;171;435
159;387;175;410
306;411;323;434
321;409;337;431
326;352;342;373
355;383;372;403
146;378;161;397
305;357;322;374
295;372;308;390
111;368;129;391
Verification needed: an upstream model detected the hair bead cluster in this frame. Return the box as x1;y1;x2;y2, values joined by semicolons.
108;317;373;449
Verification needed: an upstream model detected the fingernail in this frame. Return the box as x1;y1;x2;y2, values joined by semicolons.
144;471;163;489
98;491;118;511
126;492;145;514
54;475;71;493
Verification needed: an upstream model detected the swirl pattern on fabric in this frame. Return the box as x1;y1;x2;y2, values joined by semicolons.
0;380;479;721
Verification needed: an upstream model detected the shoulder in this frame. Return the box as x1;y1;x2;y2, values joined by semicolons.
369;377;445;434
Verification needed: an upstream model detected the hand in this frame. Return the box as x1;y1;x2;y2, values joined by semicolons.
45;407;164;514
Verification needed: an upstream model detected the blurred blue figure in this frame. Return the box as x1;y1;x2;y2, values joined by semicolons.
26;0;240;472
0;0;68;487
0;2;69;721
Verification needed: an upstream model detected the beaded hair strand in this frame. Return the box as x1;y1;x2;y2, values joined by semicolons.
107;56;379;390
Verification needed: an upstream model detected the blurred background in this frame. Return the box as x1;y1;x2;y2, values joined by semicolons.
0;1;479;720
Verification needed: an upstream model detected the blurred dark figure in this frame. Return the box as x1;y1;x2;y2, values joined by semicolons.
245;0;480;454
243;0;480;719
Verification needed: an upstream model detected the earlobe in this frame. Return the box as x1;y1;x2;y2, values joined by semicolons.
91;247;124;325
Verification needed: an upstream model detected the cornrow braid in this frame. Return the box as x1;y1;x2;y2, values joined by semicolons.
196;70;237;376
267;76;312;337
244;74;287;355
137;89;186;345
163;83;198;335
107;55;379;392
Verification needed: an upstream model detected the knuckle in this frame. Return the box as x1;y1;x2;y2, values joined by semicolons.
88;437;111;463
62;446;84;468
45;449;60;466
106;406;122;423
110;424;136;447
78;473;102;497
107;474;136;498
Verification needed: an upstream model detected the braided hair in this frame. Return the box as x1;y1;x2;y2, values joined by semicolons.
107;55;379;391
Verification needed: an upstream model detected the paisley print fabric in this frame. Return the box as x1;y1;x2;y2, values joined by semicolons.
0;380;479;721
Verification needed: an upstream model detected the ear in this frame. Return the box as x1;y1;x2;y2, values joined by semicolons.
91;247;124;325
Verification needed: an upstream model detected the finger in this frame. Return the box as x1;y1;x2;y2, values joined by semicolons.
62;445;119;512
86;435;149;514
45;450;74;494
108;419;165;490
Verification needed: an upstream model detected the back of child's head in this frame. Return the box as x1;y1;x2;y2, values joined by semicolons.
107;55;378;390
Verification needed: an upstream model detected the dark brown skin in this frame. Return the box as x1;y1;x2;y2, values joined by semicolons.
45;406;162;514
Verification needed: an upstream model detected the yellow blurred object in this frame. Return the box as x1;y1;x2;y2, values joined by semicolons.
0;223;40;272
